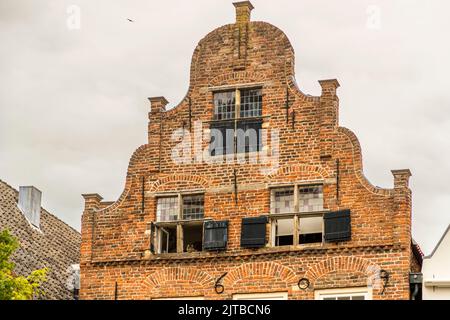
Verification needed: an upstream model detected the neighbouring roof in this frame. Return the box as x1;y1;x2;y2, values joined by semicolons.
0;179;81;300
424;224;450;260
412;238;424;266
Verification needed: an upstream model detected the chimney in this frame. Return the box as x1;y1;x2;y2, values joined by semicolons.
18;186;42;229
233;1;254;25
148;96;169;113
392;169;412;189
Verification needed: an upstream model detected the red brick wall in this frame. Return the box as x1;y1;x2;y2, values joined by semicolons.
80;2;414;300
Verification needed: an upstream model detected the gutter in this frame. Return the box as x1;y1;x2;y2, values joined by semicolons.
424;279;450;288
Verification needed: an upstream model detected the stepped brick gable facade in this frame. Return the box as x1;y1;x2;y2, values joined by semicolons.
80;2;419;300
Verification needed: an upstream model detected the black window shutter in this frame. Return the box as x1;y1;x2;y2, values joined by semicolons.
149;222;156;254
324;209;351;242
203;220;228;250
241;216;268;248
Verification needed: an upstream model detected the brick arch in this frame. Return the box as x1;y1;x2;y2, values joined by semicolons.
209;71;271;87
142;267;215;294
149;174;209;192
266;164;332;181
304;256;379;285
223;261;297;287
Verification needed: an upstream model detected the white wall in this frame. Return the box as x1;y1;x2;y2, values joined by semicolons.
422;227;450;300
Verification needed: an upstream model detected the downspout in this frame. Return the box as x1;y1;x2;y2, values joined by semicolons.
411;283;419;300
409;273;423;300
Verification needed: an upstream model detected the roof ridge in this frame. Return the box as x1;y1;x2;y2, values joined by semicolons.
424;224;450;259
0;178;19;195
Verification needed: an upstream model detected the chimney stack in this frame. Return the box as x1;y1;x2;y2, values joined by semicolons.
233;1;254;25
18;186;42;229
148;96;169;113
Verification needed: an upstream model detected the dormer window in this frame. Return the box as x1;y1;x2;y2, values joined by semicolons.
210;88;263;155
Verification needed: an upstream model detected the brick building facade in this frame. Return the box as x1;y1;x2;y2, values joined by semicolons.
80;2;420;300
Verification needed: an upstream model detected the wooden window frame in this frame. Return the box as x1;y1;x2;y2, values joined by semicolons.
154;193;205;254
210;87;263;155
269;184;325;247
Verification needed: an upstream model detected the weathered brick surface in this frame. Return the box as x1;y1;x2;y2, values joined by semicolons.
80;2;416;300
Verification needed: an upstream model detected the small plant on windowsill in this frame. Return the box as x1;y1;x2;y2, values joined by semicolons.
185;244;198;253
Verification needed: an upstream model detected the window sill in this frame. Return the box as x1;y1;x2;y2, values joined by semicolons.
269;210;330;219
269;242;324;250
207;151;270;162
147;242;328;259
155;218;209;227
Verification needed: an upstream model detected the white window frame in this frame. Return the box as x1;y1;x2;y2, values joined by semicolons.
153;296;205;300
233;292;288;300
315;287;372;300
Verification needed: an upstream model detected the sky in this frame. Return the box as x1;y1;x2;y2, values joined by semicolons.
1;0;450;254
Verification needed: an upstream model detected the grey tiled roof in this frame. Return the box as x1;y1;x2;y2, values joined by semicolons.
0;179;81;300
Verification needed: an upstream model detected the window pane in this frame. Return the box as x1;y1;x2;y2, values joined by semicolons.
210;122;234;156
158;225;177;253
240;88;262;118
275;218;294;246
299;216;323;244
156;197;179;222
337;296;351;300
272;188;294;214
236;120;263;153
277;218;294;236
299;185;323;212
183;224;203;252
214;91;236;120
183;195;204;220
352;296;365;300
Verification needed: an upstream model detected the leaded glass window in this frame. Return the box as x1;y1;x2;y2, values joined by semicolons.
240;89;262;118
183;195;205;220
156;197;179;222
214;91;236;120
299;185;323;212
211;88;263;155
272;188;294;214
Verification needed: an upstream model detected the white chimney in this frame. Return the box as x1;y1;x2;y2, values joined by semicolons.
18;186;42;229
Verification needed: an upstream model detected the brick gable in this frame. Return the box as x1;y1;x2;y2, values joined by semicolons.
80;1;415;300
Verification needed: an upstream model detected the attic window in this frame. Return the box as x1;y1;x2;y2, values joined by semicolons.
182;195;204;220
157;194;205;222
299;185;324;212
156;197;179;222
240;89;262;118
153;194;207;254
214;91;236;120
270;185;324;247
210;88;263;155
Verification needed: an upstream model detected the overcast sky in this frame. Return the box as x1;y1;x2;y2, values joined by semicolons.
1;0;449;254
